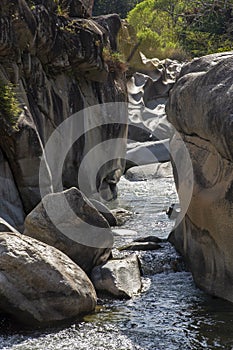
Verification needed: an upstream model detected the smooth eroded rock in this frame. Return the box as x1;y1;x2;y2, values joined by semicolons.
24;187;113;274
167;52;233;303
91;254;142;298
0;232;97;325
90;199;117;226
125;162;173;181
0;1;127;213
126;139;170;169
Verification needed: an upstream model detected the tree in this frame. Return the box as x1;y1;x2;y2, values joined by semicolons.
126;0;233;59
93;0;143;19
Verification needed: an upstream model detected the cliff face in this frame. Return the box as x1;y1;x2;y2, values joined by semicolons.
0;0;128;231
166;52;233;303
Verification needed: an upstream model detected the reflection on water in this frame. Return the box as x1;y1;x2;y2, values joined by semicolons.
1;177;233;350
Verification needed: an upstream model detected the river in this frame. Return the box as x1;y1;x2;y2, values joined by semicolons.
1;176;233;350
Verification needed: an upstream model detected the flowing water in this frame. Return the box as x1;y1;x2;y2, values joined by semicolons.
1;177;233;350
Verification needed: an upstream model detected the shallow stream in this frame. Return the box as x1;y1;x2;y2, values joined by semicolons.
1;177;233;350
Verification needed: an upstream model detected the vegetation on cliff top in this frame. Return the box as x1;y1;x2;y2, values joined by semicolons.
93;0;233;60
126;0;233;59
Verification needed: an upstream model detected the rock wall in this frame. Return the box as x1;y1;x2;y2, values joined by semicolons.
0;0;128;230
166;52;233;303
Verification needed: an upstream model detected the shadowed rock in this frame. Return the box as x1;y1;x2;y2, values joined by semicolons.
0;0;127;229
167;51;233;303
118;241;161;251
24;187;113;274
0;232;97;325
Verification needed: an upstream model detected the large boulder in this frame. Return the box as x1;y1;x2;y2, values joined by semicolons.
125;162;173;181
24;187;113;274
91;254;142;298
0;232;97;325
126;139;170;169
166;51;233;303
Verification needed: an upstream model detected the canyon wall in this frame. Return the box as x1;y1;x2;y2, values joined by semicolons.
167;52;233;303
0;0;128;231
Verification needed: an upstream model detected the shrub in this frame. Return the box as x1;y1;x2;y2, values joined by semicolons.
0;82;21;130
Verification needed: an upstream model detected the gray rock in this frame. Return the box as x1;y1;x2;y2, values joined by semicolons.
125;162;173;181
91;254;142;298
90;199;117;227
0;232;96;325
110;208;133;226
0;2;127;214
118;242;161;251
167;52;233;303
24;187;113;274
0;148;25;232
127;55;181;143
126;139;170;168
133;236;164;243
0;217;20;234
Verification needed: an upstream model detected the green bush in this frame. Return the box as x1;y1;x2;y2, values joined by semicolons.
126;0;233;60
0;82;21;130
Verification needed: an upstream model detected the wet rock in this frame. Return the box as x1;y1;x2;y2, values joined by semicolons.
133;236;164;244
110;208;133;226
0;232;97;325
90;199;117;227
167;51;233;303
118;242;162;251
112;228;137;237
125;162;173;181
166;203;181;220
91;254;142;298
24;187;113;274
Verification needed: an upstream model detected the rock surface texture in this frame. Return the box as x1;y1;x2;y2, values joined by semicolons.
0;0;127;231
166;52;233;303
91;254;142;298
24;187;113;274
0;232;97;325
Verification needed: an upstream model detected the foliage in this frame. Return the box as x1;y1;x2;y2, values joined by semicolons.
0;82;21;130
102;47;128;74
126;0;233;59
93;0;143;18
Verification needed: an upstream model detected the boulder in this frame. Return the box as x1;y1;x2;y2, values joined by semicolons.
110;208;133;226
24;187;113;274
133;236;164;243
91;254;142;298
90;198;117;227
126;139;170;169
125;162;173;181
166;52;233;303
0;232;96;325
118;241;161;251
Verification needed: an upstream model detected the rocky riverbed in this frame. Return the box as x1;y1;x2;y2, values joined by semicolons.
1;176;233;350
